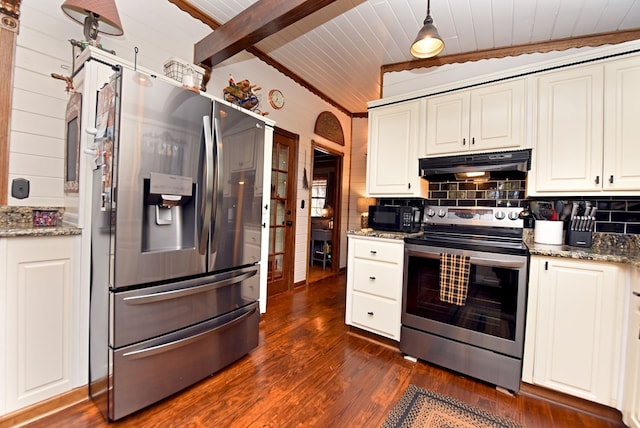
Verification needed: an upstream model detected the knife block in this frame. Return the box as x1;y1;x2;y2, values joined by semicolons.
565;229;592;248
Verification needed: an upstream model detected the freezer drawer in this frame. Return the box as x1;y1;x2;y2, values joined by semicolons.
109;302;259;421
112;266;258;348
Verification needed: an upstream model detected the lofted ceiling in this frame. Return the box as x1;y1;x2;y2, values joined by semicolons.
178;0;640;116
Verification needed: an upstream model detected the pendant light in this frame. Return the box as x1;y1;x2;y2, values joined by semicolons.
410;0;444;58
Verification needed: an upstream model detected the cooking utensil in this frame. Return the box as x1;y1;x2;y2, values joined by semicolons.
555;200;565;220
588;206;597;231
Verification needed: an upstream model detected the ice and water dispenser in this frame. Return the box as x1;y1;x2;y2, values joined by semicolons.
142;172;196;252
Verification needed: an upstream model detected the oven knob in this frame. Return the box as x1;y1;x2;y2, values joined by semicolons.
508;211;519;220
437;209;446;218
495;211;506;220
426;208;436;217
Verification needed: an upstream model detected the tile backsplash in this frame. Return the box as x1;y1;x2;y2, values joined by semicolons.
426;179;527;208
378;181;640;235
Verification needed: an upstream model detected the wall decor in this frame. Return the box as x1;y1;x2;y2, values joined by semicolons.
64;91;82;193
223;75;266;115
268;89;284;109
314;111;344;146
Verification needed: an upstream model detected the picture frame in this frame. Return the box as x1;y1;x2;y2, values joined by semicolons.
64;91;82;193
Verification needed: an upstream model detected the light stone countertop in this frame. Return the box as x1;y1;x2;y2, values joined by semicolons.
347;229;423;240
0;206;81;238
525;230;640;267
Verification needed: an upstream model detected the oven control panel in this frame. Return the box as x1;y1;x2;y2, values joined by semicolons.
424;206;523;228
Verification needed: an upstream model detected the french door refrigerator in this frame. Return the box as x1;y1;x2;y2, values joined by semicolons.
89;67;272;421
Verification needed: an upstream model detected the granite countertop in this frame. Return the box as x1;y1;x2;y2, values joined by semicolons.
0;206;81;238
347;229;423;240
0;224;81;238
524;230;640;267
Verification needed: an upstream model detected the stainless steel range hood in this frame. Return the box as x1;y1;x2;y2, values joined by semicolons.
419;149;531;181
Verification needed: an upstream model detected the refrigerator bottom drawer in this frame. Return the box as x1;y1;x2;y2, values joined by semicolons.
108;302;259;421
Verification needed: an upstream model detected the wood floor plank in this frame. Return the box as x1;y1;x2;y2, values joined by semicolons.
16;273;624;428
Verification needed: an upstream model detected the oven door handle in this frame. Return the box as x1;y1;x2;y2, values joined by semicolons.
406;247;526;269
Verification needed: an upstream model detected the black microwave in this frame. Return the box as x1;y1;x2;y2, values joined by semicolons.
368;205;423;233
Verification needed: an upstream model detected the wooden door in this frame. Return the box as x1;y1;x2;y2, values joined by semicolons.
267;128;298;296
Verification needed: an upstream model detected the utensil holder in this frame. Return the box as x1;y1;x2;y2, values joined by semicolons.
534;220;564;245
565;229;592;248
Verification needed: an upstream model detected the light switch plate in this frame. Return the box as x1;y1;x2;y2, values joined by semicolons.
11;178;30;199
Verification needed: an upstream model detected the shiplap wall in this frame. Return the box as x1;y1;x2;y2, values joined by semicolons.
11;1;356;283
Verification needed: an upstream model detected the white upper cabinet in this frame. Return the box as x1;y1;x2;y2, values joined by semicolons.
366;99;428;197
424;79;525;156
531;55;640;195
603;56;640;191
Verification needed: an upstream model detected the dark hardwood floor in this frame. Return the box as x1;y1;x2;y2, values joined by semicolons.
22;273;623;427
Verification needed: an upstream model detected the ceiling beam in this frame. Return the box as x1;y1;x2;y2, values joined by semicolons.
382;29;640;74
170;0;355;117
194;0;336;68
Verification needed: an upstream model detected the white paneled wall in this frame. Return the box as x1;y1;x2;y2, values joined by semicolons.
348;118;369;231
10;2;211;207
12;2;356;284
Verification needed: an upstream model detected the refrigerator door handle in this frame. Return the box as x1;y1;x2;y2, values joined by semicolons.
211;117;223;252
199;115;214;255
122;269;257;305
121;305;258;360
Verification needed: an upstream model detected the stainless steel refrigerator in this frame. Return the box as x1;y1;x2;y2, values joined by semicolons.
89;67;272;421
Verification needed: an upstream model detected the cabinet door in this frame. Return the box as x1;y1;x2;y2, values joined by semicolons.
425;91;469;155
533;258;623;406
604;56;640;191
624;267;640;428
534;65;604;192
469;79;525;152
367;100;426;196
4;236;75;413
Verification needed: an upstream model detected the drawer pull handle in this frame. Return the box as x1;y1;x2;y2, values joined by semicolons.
370;250;377;255
369;276;376;280
367;311;374;316
633;291;640;297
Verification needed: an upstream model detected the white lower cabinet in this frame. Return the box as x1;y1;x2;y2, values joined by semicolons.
1;236;77;414
624;266;640;428
345;236;404;340
523;256;624;407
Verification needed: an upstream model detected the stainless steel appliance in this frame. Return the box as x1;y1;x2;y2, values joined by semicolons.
402;206;529;392
89;67;272;420
419;149;531;181
368;205;422;233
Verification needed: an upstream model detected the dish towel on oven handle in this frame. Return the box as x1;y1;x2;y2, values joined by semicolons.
439;253;471;306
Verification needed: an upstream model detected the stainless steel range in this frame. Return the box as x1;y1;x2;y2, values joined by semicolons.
402;206;529;392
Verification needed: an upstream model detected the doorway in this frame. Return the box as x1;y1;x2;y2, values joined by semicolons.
308;143;343;283
267;128;298;297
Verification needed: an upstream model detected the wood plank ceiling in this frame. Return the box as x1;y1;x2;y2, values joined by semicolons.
174;0;640;117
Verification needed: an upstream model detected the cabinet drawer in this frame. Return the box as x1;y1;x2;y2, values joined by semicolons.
352;239;403;263
351;293;398;338
352;259;401;300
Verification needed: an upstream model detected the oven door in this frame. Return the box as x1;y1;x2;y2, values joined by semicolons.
402;243;528;358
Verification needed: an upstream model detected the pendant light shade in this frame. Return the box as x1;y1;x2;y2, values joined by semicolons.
410;0;444;58
61;0;124;42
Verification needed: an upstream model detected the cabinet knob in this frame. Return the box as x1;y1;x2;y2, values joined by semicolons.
471;137;475;145
609;175;614;184
462;138;466;146
369;276;376;280
595;176;600;184
367;311;374;316
370;250;377;255
408;182;411;189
